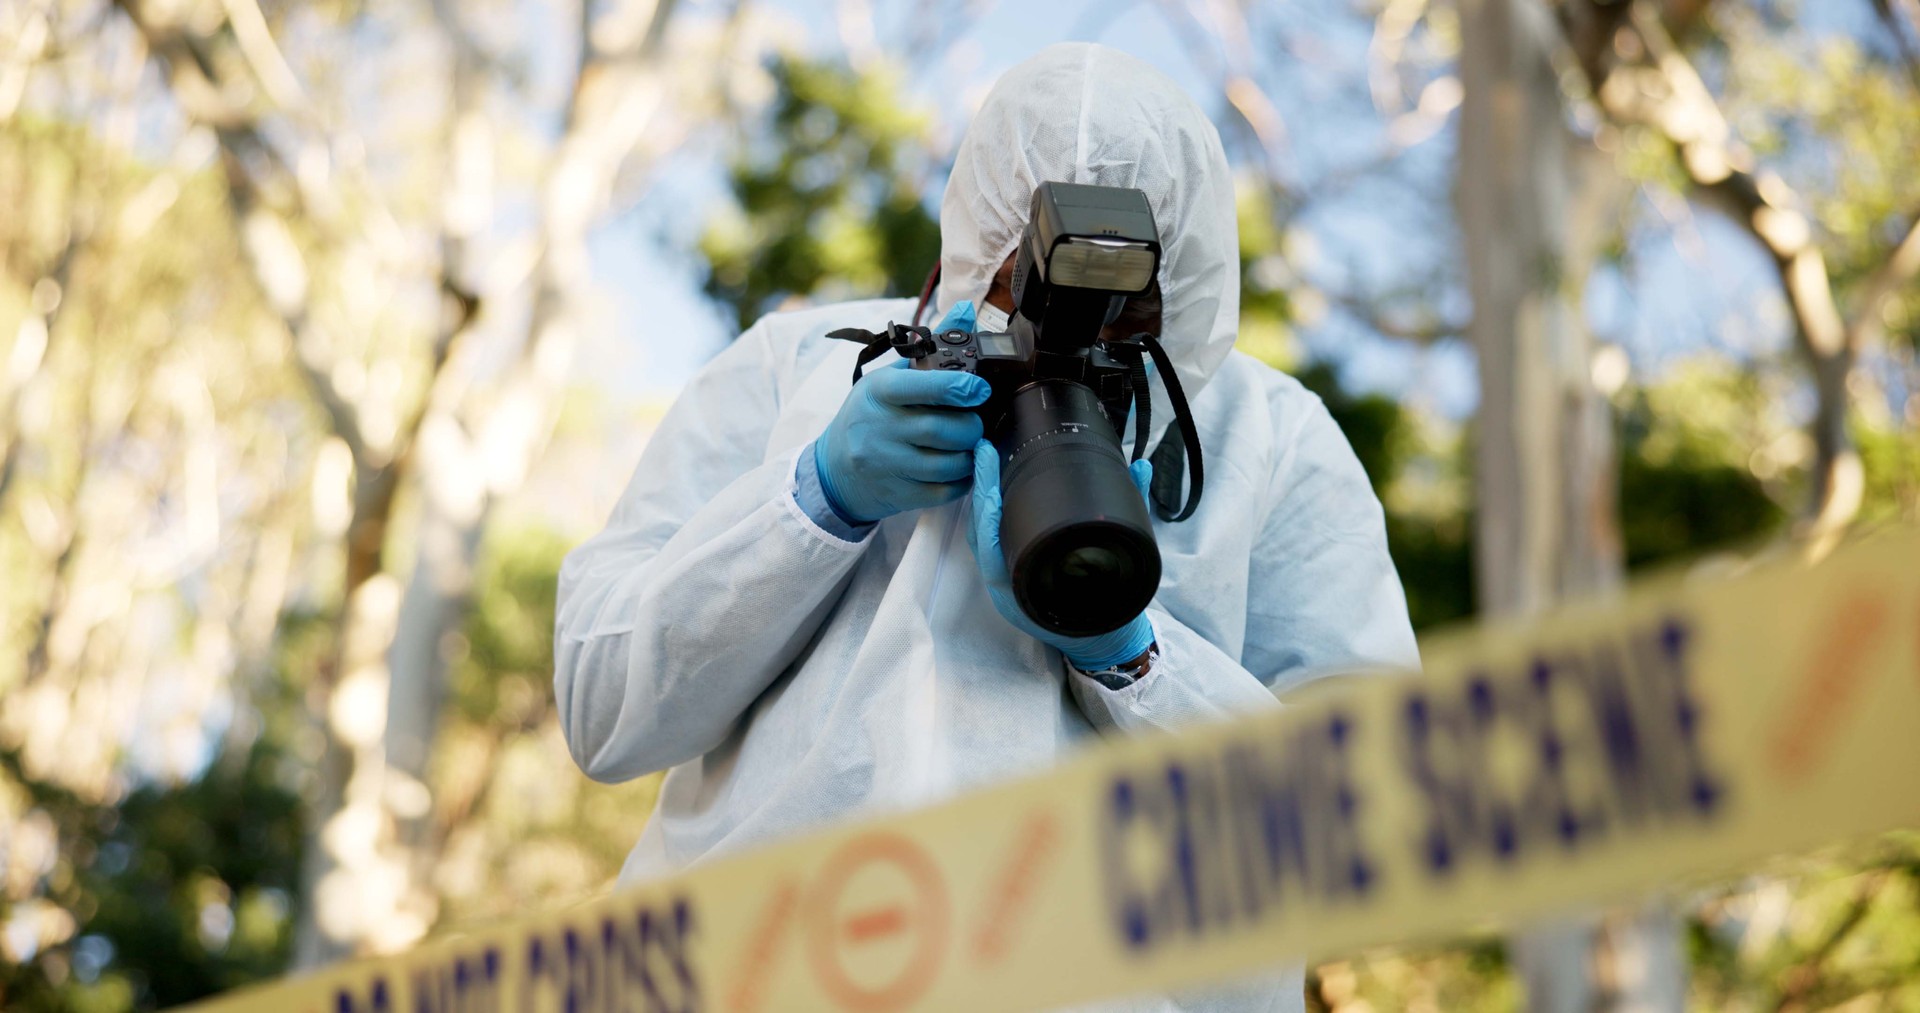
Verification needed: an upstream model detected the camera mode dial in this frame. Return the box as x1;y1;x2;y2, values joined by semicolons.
909;328;981;372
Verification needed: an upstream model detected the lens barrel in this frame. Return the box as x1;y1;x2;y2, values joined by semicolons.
996;380;1161;637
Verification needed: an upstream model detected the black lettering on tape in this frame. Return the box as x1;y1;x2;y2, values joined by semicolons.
1405;615;1728;880
410;948;501;1013
1402;676;1516;877
1651;619;1725;817
1103;711;1376;952
523;896;700;1013
334;976;392;1013
1521;658;1584;848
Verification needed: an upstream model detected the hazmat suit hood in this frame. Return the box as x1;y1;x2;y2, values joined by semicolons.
937;43;1241;406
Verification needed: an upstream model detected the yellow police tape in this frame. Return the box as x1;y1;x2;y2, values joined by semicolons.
189;526;1920;1012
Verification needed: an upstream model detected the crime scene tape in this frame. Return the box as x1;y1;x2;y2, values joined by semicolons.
186;525;1920;1013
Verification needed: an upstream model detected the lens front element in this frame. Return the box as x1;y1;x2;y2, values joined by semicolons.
1063;546;1125;580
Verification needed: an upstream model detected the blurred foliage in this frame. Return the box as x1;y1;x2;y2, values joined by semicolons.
1292;361;1479;631
0;103;312;1010
0;3;1914;1010
0;615;314;1011
701;55;944;329
1235;180;1302;371
430;524;659;932
67;701;307;1007
1858;415;1920;523
1687;835;1920;1009
1617;362;1792;567
1714;1;1920;358
1308;939;1517;1013
0;514;651;1009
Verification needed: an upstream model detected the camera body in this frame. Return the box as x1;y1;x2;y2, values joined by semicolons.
901;181;1161;428
897;324;1144;437
886;322;1033;428
888;182;1167;637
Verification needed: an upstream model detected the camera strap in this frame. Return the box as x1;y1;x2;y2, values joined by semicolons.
1123;349;1152;462
911;262;941;327
827;327;899;386
1119;334;1204;523
1141;334;1204;522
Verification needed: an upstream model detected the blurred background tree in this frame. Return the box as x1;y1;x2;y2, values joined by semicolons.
701;55;944;329
0;0;1914;1010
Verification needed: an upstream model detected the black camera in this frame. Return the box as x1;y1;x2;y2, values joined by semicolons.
833;182;1199;637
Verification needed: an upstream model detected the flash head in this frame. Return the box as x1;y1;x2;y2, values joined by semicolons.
1023;183;1161;295
1049;237;1158;292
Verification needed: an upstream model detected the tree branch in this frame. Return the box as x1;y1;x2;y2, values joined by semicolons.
1564;2;1855;358
1869;0;1920;95
116;0;372;455
113;0;259;131
1562;0;1871;529
215;0;307;109
1847;213;1920;350
0;223;83;515
1152;0;1289;180
1773;867;1891;1013
118;0;488;470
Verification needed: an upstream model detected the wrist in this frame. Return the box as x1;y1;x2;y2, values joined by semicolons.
1072;640;1158;692
813;437;877;526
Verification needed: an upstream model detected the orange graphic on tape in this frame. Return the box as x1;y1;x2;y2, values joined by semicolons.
1769;591;1893;779
726;879;799;1013
972;812;1060;965
803;831;950;1012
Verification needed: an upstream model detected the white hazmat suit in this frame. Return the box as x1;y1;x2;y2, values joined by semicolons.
556;43;1419;1012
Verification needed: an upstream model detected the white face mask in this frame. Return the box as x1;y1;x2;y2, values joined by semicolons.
976;301;1010;334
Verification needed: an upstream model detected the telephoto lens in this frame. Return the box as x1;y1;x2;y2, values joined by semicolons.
995;380;1161;637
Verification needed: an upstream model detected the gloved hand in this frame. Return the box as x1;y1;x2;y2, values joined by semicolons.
968;441;1158;670
814;306;989;524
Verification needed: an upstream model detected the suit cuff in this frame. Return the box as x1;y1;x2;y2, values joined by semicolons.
793;441;876;543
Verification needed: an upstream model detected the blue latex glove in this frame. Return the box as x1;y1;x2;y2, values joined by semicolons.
935;300;978;334
968;440;1158;670
814;306;989;524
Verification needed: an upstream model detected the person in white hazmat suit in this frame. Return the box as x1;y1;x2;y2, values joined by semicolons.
555;42;1419;1012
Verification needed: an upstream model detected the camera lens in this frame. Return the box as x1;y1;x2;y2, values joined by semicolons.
995;380;1161;637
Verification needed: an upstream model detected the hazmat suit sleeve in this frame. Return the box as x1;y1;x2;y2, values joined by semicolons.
554;320;872;783
1067;399;1420;734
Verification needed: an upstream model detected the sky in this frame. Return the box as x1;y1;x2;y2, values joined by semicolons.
573;0;1498;412
78;0;1875;444
567;0;1863;436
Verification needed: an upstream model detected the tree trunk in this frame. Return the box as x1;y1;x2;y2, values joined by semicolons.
1457;0;1684;1008
122;0;693;967
292;446;424;964
294;4;499;962
334;0;686;963
382;487;485;925
1460;0;1596;617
